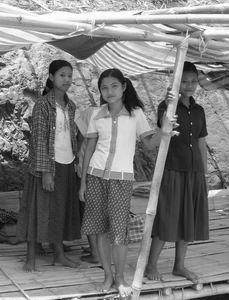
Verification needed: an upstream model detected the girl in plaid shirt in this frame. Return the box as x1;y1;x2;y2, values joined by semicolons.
17;60;81;271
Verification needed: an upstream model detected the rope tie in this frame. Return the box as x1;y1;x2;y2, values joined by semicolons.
180;29;190;48
88;23;105;39
199;31;208;57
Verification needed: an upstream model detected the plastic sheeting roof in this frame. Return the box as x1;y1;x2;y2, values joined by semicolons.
1;3;229;88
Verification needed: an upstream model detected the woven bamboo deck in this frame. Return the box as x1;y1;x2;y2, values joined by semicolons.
0;186;229;300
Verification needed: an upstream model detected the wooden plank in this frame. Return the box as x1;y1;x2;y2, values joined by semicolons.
0;190;21;212
0;191;228;300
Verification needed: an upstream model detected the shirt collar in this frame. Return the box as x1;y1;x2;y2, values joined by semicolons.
94;104;131;120
46;89;70;108
178;96;197;109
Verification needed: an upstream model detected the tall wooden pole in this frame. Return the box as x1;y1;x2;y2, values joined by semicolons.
131;38;189;300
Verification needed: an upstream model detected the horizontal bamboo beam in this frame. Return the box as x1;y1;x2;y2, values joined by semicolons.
50;13;229;25
139;283;229;300
0;13;93;34
203;29;229;39
2;12;229;27
91;26;229;50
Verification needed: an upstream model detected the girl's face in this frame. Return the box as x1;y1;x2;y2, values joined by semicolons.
50;66;73;93
180;71;198;98
100;76;126;104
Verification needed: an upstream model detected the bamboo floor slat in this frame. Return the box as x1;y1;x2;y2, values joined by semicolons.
0;189;229;299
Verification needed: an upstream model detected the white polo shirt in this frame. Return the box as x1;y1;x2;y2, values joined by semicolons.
86;104;154;181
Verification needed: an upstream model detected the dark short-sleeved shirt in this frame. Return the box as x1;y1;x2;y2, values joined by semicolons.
28;90;78;177
157;97;208;172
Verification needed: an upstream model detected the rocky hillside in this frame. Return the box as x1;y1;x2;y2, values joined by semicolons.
0;0;229;191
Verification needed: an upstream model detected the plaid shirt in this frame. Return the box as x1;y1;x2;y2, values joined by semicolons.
28;90;78;177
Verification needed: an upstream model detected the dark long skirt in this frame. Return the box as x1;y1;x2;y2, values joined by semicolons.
152;170;209;242
16;161;81;243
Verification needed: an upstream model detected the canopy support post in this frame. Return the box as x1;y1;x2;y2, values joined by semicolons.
131;38;189;300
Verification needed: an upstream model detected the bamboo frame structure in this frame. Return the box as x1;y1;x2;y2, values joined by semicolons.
0;3;228;300
90;27;229;50
42;14;229;25
131;38;189;300
1;14;229;51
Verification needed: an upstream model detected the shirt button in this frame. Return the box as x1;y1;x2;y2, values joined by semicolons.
113;120;117;124
53;126;55;129
190;144;192;147
190;122;193;125
188;111;190;115
190;133;192;136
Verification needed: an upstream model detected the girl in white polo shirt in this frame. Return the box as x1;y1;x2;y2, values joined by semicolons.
79;68;177;297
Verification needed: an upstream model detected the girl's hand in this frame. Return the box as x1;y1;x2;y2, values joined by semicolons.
42;172;54;192
164;88;180;106
79;181;87;202
161;113;180;137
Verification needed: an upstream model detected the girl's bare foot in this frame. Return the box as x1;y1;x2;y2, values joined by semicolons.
173;266;199;283
115;276;132;298
81;254;99;264
144;265;162;281
54;255;80;268
23;259;36;272
96;274;114;293
23;242;36;272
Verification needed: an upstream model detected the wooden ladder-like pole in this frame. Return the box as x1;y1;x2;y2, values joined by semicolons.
131;37;189;300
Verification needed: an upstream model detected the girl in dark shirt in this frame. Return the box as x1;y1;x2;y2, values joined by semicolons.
145;61;209;283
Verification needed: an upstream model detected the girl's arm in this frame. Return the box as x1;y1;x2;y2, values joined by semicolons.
79;137;98;201
141;114;179;150
141;130;161;150
198;137;208;173
77;130;84;153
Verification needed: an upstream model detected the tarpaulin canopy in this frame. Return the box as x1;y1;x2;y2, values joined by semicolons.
1;3;229;88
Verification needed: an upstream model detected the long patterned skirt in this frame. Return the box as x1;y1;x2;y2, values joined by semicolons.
16;162;81;243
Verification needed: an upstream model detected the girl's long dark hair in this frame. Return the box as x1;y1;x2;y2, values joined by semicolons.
42;60;73;96
98;68;144;115
183;61;198;75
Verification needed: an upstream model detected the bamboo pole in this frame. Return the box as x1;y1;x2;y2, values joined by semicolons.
131;38;189;300
0;267;32;300
90;26;229;50
0;13;93;34
2;12;229;28
139;283;229;300
44;13;229;25
203;29;229;39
